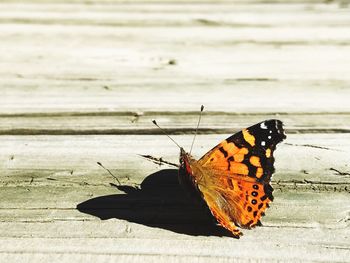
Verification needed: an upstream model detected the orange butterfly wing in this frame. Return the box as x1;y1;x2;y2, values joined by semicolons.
195;120;286;235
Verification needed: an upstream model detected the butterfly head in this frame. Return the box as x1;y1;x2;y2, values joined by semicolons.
179;147;194;175
180;147;187;157
179;147;202;198
179;147;189;164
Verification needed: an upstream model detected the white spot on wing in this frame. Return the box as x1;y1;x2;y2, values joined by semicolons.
261;141;266;146
268;135;272;139
275;120;281;134
260;122;268;129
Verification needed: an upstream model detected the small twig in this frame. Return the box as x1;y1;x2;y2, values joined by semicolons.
330;168;350;176
139;154;179;168
97;162;121;185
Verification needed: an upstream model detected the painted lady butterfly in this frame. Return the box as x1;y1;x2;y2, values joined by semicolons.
178;118;286;238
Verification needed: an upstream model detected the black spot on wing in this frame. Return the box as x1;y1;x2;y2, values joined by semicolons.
227;178;234;189
219;147;228;157
246;220;254;226
227;156;234;171
226;132;247;148
260;195;268;201
264;183;274;201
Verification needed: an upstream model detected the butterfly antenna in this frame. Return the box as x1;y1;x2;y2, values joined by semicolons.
152;120;181;149
97;162;121;185
190;105;204;154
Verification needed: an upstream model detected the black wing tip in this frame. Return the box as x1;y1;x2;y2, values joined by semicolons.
247;119;286;146
263;119;286;138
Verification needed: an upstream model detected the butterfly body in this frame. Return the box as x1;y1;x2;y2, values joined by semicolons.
178;119;286;238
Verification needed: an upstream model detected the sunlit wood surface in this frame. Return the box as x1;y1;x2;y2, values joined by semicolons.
1;1;350;262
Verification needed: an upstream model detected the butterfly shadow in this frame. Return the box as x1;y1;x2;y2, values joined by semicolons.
76;169;232;237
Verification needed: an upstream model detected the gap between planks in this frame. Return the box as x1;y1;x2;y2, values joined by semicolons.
1;112;350;135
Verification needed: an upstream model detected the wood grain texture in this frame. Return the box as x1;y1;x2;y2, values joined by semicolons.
0;1;350;262
1;111;350;135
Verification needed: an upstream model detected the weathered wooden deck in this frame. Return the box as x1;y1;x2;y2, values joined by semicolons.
1;0;350;262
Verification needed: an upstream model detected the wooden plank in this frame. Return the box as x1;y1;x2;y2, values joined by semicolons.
1;112;350;134
0;226;348;262
1;134;350;181
0;230;348;262
0;188;349;226
1;2;349;28
2;80;350;114
1;28;350;77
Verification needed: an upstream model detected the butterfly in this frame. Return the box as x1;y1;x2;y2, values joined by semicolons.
152;110;286;238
